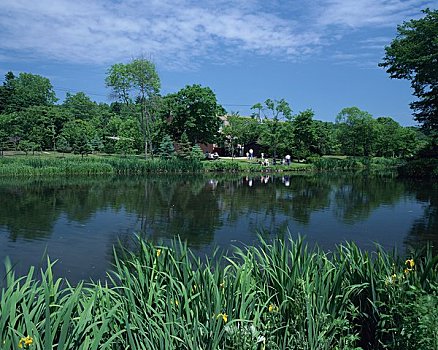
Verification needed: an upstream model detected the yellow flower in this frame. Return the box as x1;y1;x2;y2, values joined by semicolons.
156;249;162;257
268;304;279;313
217;312;228;323
219;281;225;289
18;336;33;348
175;299;179;306
405;259;415;270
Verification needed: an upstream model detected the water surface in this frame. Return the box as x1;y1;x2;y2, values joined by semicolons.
0;174;436;282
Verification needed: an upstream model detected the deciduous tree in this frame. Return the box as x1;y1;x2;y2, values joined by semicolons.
165;85;223;145
106;58;161;157
379;9;438;133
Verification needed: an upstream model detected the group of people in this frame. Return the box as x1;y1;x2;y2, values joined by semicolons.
248;151;292;167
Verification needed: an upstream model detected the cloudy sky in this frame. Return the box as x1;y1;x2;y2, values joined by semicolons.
0;0;434;124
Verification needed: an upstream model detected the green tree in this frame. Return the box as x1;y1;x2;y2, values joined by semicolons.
106;58;161;157
313;121;339;155
18;140;39;155
256;98;292;158
63;92;97;120
4;106;69;151
292;109;318;159
0;72;16;113
165;85;223;145
336;107;377;156
158;134;175;159
72;133;92;157
1;72;57;112
56;135;70;154
61;119;94;150
190;144;205;161
177;132;192;159
379;9;438;133
222;114;259;157
374;117;403;157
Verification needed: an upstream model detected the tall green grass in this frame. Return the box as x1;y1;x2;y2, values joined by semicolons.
309;157;404;172
0;156;203;176
1;236;437;349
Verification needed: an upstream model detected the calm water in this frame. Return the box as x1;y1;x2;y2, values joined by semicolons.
0;173;436;282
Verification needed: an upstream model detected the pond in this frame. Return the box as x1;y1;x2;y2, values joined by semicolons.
0;173;436;283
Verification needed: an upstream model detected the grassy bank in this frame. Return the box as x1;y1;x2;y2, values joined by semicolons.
0;155;203;176
0;154;404;176
308;156;404;171
1;236;437;349
0;154;313;176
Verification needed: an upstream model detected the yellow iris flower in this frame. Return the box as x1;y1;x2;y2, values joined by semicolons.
405;259;415;269
18;336;33;348
217;312;228;323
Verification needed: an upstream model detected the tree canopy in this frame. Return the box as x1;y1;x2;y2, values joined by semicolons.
0;72;57;113
106;58;161;157
379;8;438;132
164;84;223;145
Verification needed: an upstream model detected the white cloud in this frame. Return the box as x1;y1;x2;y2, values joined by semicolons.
0;0;432;67
316;0;434;28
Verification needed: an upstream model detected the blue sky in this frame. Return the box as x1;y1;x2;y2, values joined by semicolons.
0;0;434;125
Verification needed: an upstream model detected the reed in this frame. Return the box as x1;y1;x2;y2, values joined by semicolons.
1;236;437;349
0;156;204;176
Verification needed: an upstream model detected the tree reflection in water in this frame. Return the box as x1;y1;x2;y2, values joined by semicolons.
0;173;435;282
404;180;438;253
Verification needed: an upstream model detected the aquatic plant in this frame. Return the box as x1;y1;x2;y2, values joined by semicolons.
0;236;437;349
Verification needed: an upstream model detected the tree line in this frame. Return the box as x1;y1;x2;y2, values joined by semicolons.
0;67;428;160
0;8;436;159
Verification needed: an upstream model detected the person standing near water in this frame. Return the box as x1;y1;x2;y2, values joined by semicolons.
285;154;291;165
249;149;254;159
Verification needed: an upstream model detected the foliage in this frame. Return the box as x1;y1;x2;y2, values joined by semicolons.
157;134;175;159
336;107;377;156
63;92;98;120
1;236;437;349
398;158;438;178
0;67;429;160
0;156;204;176
379;9;438;132
72;134;92;157
255;98;292;158
164;84;223;144
292;109;318;159
0;72;57;113
56;136;70;154
309;156;404;171
190;144;205;161
106;57;161;157
176;131;192;159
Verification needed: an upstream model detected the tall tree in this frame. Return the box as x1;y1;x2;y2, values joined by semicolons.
106;58;161;157
63;92;97;120
0;71;16;113
292;109;318;159
1;72;57;112
374;117;403;157
336;107;377;156
164;84;223;145
221;114;259;157
379;9;438;133
256;98;292;158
